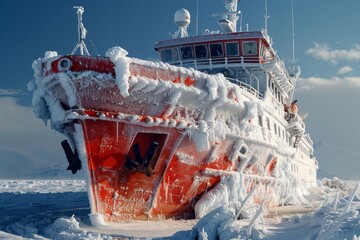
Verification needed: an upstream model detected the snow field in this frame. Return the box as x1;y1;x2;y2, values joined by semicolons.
0;178;359;239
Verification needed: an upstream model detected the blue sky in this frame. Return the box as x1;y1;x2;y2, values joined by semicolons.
0;0;359;179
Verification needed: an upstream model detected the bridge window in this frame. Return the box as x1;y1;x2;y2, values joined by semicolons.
243;41;258;55
180;46;193;60
195;44;208;59
172;48;179;61
210;43;224;57
160;49;173;62
160;48;179;62
226;42;239;56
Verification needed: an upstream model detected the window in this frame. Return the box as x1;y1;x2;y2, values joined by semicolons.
161;49;173;62
278;126;281;137
180;46;193;60
243;41;258;55
266;117;270;130
210;43;224;57
195;44;208;59
226;42;239;56
274;123;277;135
172;48;179;61
160;48;179;62
258;115;263;127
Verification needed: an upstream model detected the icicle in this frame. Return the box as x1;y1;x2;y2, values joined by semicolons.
234;184;257;220
199;228;208;240
333;191;339;210
344;182;360;213
247;201;265;237
191;120;210;152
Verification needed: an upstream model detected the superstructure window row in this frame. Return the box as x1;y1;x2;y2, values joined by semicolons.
160;40;259;62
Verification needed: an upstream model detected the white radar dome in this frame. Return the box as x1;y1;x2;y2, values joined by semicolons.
174;8;190;27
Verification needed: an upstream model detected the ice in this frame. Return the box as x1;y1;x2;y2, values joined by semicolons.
0;179;359;239
88;214;106;227
105;46;130;97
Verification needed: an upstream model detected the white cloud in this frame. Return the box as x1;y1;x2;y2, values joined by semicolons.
295;81;360;179
306;42;360;64
337;66;353;75
297;76;360;91
0;89;24;96
0;94;71;179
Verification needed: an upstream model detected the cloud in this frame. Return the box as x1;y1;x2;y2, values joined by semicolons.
297;76;360;91
306;42;360;64
0;93;71;179
337;66;353;75
0;89;24;96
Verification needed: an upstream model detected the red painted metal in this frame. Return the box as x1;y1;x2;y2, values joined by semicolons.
42;55;274;222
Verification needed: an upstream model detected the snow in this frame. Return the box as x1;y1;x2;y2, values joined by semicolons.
26;47;349;238
0;178;359;239
106;46;130;97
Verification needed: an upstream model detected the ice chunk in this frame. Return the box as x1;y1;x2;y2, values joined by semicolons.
106;46;130;97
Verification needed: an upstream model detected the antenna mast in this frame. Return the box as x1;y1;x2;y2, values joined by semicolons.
71;6;90;56
291;0;295;71
196;0;199;36
288;0;300;105
214;0;241;33
264;0;269;36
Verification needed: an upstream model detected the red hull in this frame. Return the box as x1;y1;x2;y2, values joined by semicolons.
35;55;278;222
80;118;235;221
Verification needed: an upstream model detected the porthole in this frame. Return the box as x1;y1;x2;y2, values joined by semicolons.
58;58;72;71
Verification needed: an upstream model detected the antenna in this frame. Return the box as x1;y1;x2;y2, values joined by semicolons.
196;0;199;36
214;0;241;33
288;0;300;105
264;0;270;36
174;9;190;38
291;0;295;72
71;6;90;56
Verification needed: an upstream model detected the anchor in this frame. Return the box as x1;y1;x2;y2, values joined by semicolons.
61;140;82;174
125;141;159;177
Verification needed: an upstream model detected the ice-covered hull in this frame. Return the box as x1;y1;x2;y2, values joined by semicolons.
30;53;285;222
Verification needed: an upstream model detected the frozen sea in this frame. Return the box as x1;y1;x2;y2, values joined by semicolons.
0;179;359;240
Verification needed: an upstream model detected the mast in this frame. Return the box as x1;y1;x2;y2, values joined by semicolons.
288;0;300;105
214;0;241;33
196;0;199;36
264;0;269;37
291;0;296;72
71;6;90;56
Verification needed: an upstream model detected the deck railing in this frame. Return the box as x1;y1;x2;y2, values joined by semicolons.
226;77;263;99
168;55;273;70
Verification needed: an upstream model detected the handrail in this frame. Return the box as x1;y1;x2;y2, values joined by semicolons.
226;77;262;99
168;55;275;69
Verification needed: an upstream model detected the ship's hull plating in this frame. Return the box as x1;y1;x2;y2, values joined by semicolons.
33;55;290;222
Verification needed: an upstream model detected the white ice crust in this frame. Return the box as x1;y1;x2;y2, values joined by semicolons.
106;46;130;97
28;46;320;233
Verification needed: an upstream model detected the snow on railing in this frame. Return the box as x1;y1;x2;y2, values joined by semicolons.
167;55;275;70
226;77;262;99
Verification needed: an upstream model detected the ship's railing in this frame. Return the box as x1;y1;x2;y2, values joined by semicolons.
226;77;263;99
286;112;305;132
303;133;314;148
168;55;274;70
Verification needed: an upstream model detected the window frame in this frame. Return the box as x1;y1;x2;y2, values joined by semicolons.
209;42;224;58
225;41;240;57
242;40;258;56
194;44;208;59
180;46;194;60
160;48;174;62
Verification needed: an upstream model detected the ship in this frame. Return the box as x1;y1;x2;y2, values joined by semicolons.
29;1;318;223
